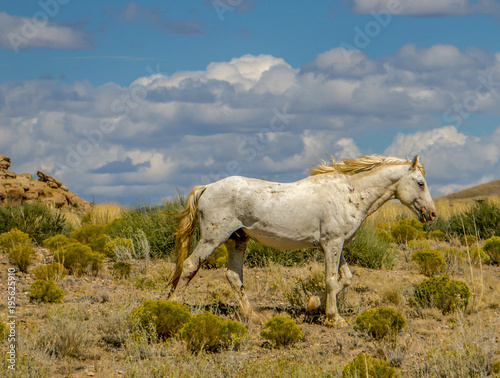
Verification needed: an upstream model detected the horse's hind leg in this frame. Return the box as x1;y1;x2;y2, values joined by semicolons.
225;232;260;323
170;239;219;301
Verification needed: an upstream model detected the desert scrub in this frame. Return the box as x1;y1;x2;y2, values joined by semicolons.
203;244;228;268
483;236;500;264
0;321;6;340
467;246;490;264
179;311;246;353
112;261;132;279
43;234;78;251
342;352;399;378
81;202;122;225
129;300;191;341
70;224;108;254
285;266;325;317
104;237;134;259
411;249;446;277
53;242;103;276
29;279;65;303
0;202;69;243
344;223;397;269
245;239;320;267
427;229;445;240
411;275;471;314
390;218;424;245
260;316;304;348
354;307;406;340
0;228;35;272
31;262;68;282
449;200;500;239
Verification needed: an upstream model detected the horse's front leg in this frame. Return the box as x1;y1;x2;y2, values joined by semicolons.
316;238;348;327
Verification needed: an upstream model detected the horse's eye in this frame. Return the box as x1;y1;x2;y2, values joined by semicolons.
417;181;425;188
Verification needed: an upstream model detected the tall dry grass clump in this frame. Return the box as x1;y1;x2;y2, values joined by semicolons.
82;202;122;225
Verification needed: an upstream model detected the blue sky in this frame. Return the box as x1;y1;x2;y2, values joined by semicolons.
1;0;500;204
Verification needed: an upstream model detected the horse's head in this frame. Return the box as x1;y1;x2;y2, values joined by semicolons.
395;156;436;223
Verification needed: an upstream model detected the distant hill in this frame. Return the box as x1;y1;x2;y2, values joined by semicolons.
439;179;500;201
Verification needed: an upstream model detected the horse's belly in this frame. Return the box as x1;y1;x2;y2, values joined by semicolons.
242;228;317;250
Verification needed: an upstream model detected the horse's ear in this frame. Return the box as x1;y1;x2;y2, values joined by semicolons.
410;155;420;171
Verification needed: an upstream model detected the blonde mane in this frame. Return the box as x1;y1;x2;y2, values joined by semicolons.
309;155;425;176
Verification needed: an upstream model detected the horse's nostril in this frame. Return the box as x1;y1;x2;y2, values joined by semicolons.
430;211;437;219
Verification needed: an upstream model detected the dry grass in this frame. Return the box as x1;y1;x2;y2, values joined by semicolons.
86;202;122;225
1;239;499;377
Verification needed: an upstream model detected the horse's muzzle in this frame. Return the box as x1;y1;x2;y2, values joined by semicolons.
419;207;437;223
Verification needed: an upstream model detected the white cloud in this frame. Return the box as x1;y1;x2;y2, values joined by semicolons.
0;12;92;52
348;0;500;16
2;44;500;202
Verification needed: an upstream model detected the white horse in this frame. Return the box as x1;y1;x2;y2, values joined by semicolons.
167;155;436;325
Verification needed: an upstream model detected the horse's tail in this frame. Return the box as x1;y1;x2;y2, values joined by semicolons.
168;185;207;289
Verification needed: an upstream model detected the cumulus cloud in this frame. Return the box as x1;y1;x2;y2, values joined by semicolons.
348;0;500;16
0;12;92;52
2;44;500;202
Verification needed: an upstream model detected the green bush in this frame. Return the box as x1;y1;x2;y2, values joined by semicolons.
0;202;69;243
130;300;191;341
483;236;500;264
354;307;406;340
112;261;132;279
412;275;471;314
31;262;68;281
204;245;228;269
344;224;397;269
29;279;64;303
449;200;500;239
342;353;399;378
70;224;108;254
428;229;446;240
492;360;500;375
285;269;325;316
411;249;446;277
460;234;477;246
375;222;394;243
43;234;78;251
54;242;103;276
467;246;490;264
260;316;303;348
0;229;36;273
391;218;423;245
408;239;430;250
106;200;183;258
179;311;246;353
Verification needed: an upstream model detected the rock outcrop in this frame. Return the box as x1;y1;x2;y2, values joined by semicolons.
0;154;91;210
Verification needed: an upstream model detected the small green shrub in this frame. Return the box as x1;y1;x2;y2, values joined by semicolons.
492;360;500;374
130;300;191;340
204;245;228;269
411;275;471;314
285;269;325;316
70;224;108;254
260;316;303;348
354;307;406;340
179;311;246;353
29;279;64;303
342;353;399;378
411;249;446;277
0;229;35;272
460;234;477;246
467;246;490;264
408;239;430;250
54;242;103;276
375;222;394;243
428;229;446;240
440;247;465;265
0;202;69;243
31;262;68;281
0;228;30;251
8;244;36;273
483;236;500;264
112;261;132;279
391;220;421;245
244;240;320;268
43;234;78;251
344;224;397;269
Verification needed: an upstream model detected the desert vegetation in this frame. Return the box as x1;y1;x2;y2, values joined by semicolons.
0;196;499;377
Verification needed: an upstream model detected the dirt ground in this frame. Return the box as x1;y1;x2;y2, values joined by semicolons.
1;244;499;377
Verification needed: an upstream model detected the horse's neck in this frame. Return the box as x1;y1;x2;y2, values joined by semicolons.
349;165;406;218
